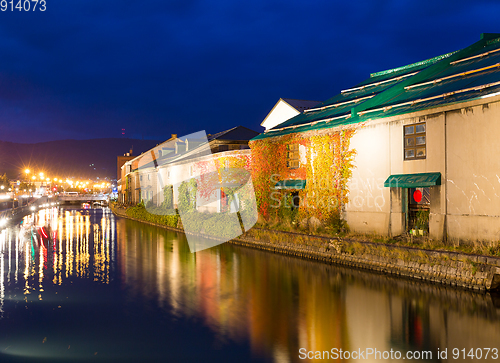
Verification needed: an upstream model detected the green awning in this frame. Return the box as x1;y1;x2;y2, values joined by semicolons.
384;172;441;188
274;180;307;190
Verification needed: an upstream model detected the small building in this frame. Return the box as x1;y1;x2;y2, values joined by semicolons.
251;33;500;244
121;126;259;212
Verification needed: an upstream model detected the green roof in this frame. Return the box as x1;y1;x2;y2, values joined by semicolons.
253;33;500;141
384;172;441;188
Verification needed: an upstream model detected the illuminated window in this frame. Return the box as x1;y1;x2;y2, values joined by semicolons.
404;123;426;160
286;143;299;169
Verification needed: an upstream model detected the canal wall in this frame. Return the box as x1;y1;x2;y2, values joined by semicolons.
110;205;500;292
0;196;51;230
234;229;500;292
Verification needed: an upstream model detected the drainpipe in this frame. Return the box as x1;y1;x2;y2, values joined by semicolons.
444;111;448;244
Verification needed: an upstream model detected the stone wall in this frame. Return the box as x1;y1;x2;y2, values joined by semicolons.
236;229;500;291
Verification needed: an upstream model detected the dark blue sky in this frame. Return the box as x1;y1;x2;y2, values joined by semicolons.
0;0;498;143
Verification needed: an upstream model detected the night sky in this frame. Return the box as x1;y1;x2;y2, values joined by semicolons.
0;0;498;143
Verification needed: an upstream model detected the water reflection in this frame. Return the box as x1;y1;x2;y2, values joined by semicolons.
0;209;499;362
117;218;500;362
0;207;114;314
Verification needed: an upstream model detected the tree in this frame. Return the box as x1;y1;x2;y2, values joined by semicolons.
19;182;35;192
0;174;10;190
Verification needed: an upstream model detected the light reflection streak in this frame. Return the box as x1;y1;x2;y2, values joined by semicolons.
0;207;115;318
0;231;4;319
116;219;500;363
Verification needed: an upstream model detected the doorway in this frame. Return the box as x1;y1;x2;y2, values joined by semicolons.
407;187;430;233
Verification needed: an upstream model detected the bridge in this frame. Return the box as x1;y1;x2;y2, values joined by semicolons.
57;194;109;203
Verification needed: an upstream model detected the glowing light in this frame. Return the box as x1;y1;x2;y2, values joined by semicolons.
413;189;422;203
40;227;48;239
24;169;30;174
39;172;44;178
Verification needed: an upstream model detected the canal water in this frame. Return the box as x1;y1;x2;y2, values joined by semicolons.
0;207;499;362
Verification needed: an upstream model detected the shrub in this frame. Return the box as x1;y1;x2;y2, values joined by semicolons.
415;209;430;231
126;203;179;228
328;211;349;234
145;199;155;209
178;179;197;212
162;185;173;209
180;211;243;239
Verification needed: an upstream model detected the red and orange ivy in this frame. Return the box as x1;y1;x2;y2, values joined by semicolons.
249;129;356;222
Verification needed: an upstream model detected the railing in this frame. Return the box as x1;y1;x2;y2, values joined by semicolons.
0;196;52;228
58;194;108;202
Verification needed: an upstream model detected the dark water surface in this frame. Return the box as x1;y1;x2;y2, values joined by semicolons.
0;207;499;362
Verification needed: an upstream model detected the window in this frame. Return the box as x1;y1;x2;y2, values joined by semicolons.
219;145;229;152
404;123;426;160
286;143;299;169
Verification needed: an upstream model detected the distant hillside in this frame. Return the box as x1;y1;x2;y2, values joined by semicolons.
0;138;164;180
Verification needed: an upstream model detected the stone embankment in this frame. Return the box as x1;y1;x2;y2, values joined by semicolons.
110;205;500;291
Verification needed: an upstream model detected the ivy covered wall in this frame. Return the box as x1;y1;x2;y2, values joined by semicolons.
249;129;356;223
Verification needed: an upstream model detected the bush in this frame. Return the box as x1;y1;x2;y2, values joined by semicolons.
178;179;197;212
415;209;430;231
180;211;243;239
126;203;179;228
327;212;349;234
162;185;174;209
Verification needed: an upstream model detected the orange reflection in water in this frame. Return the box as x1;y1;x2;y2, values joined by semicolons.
0;208;114;313
116;219;352;362
117;218;500;363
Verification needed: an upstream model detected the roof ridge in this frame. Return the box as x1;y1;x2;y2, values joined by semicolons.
370;51;457;78
351;36;490;117
282;97;320;102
